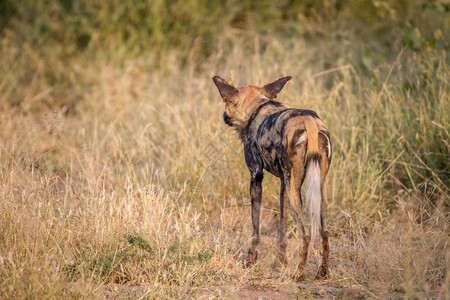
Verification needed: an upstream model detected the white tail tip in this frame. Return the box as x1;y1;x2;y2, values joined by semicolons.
305;158;321;244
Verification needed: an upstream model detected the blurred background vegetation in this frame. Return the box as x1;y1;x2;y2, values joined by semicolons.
1;0;448;186
2;0;448;57
1;0;448;110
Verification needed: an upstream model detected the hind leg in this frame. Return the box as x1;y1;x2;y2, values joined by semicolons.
315;151;330;279
286;156;310;281
273;178;289;269
315;183;330;279
289;192;310;282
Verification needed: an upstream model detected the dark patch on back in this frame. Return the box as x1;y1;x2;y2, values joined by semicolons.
241;100;284;141
256;109;291;138
286;109;320;119
256;108;316;141
299;109;320;118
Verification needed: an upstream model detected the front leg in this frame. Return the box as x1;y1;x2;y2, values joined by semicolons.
245;171;263;267
273;177;288;269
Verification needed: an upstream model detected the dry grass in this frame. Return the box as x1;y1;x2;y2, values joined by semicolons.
1;22;449;299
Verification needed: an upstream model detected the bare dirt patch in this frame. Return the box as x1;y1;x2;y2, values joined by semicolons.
194;282;371;299
101;281;373;299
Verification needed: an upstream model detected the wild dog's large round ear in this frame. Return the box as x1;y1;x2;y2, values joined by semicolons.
262;76;292;99
212;76;239;102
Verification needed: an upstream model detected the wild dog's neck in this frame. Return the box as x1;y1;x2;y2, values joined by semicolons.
236;99;286;141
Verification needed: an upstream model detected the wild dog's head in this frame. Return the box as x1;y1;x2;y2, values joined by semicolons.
212;76;291;129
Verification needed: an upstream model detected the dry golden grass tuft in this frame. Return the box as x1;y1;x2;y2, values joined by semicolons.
0;30;449;298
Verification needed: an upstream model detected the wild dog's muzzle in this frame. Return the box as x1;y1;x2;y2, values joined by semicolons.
223;112;233;126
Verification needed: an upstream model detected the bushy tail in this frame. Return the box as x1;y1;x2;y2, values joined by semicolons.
305;154;322;243
302;116;323;243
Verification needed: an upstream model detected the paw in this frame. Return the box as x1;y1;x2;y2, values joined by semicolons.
291;267;307;282
271;255;287;270
315;265;329;280
244;250;258;268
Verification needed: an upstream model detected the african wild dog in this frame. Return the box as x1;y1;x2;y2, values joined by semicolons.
212;76;331;281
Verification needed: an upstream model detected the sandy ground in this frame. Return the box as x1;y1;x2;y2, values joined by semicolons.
102;281;378;299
